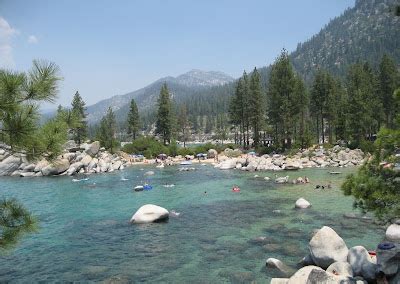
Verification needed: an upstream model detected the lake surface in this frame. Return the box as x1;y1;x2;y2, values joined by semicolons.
0;165;385;283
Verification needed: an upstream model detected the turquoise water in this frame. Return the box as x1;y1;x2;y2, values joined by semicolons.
0;165;385;282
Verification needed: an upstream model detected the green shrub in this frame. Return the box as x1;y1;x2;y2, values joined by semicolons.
121;136;168;158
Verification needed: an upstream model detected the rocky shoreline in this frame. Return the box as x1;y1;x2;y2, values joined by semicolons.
267;225;400;284
0;141;130;177
215;146;365;171
0;144;367;178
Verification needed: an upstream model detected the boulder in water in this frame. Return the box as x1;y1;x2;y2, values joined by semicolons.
309;226;349;269
295;198;311;209
130;204;169;224
385;224;400;242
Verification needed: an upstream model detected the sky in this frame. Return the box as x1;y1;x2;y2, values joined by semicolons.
0;0;354;108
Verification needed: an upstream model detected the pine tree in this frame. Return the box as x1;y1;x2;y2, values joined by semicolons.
97;107;117;153
229;78;245;146
178;104;190;147
127;99;140;140
267;50;297;150
242;71;251;148
155;83;174;145
293;76;311;148
71;91;87;144
379;54;399;127
249;67;264;147
346;63;381;146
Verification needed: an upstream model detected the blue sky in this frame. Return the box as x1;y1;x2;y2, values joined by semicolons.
1;0;354;107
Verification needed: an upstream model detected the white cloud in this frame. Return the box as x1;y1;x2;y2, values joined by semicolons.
0;17;18;68
28;35;38;44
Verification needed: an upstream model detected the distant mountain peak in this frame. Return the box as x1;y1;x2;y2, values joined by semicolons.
174;69;234;87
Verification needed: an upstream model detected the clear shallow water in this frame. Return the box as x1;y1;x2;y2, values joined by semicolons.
0;165;385;283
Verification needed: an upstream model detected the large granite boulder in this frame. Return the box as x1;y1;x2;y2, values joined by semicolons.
34;159;49;172
287;266;324;283
41;159;70;176
85;141;100;156
295;198;312;209
80;155;92;167
66;161;84;176
386;224;400;242
219;159;237;170
130;204;169;224
304;268;354;283
348;246;376;282
0;155;21;176
309;226;349;269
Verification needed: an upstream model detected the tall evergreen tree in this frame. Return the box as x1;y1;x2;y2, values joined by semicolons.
267;50;298;150
249;67;264;147
127;99;140;140
346;63;381;145
293;76;311;148
229;78;245;146
71;91;87;144
97;107;117;153
155;83;174;145
242;71;251;148
178;104;190;147
379;54;399;127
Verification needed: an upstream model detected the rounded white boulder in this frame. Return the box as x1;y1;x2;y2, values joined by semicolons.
385;224;400;241
295;198;311;209
309;226;349;269
130;204;169;224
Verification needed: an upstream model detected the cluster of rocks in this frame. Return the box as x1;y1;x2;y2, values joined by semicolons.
215;146;365;171
268;226;400;284
0;141;129;177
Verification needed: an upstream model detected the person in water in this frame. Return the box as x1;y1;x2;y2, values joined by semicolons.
304;176;310;183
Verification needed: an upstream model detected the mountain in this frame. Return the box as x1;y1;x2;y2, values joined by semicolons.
86;0;400;128
86;70;234;124
290;0;400;82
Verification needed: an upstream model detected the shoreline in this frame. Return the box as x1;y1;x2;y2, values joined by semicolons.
0;143;365;178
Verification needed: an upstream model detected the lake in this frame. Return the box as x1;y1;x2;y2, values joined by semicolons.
0;165;385;282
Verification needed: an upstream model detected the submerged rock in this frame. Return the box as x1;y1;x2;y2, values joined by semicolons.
130;204;169;224
309;226;349;269
266;258;293;277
